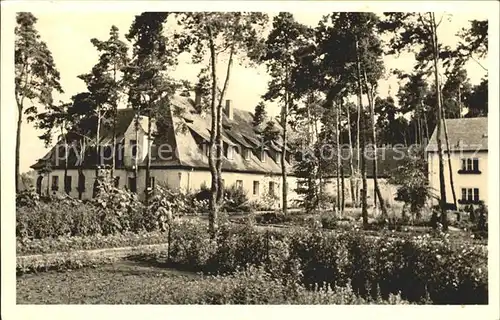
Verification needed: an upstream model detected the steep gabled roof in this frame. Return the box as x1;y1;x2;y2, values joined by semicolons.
425;117;488;152
31;95;294;175
165;95;292;174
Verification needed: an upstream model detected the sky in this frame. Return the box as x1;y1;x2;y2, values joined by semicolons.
16;10;488;173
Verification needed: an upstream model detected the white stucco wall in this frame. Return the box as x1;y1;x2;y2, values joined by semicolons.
36;167;300;208
427;150;488;206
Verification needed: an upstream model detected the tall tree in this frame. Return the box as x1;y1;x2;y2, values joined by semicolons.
125;12;180;204
465;78;488;116
375;96;409;146
175;12;268;235
252;101;268;127
88;26;130;180
258;12;310;215
78;64;113;197
380;12;453;230
317;12;386;224
453;19;488;71
15;12;63;192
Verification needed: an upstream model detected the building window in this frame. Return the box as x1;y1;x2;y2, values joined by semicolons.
114;176;120;188
201;143;209;157
128;177;137;193
474;188;479;202
269;181;275;196
244;148;251;160
459;158;480;174
253;181;259;195
51;176;59;191
236;180;243;189
64;176;72;192
460;187;480;204
224;143;234;160
260;150;267;162
275;152;281;164
130;139;138;157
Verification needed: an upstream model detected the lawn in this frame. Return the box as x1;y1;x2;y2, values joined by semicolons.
17;259;202;304
17;257;409;305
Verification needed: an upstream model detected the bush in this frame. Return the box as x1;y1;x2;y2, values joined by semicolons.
222;184;252;213
136;265;410;305
163;222;487;304
16;189;41;208
16;193;488;304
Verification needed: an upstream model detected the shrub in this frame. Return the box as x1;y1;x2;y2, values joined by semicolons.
16;189;41;208
222;184;252;213
166;222;488;304
139;265;410;305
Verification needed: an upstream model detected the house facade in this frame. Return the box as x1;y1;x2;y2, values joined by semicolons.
425;117;488;208
31;93;299;207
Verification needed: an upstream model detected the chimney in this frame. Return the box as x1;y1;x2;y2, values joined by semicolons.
225;99;233;120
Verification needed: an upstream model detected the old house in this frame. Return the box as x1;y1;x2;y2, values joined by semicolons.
425;117;488;208
31;93;299;206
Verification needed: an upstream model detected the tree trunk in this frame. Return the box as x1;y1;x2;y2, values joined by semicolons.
313;107;323;208
306;96;319;209
207;26;219;236
441;91;458;210
78;139;85;200
215;46;235;206
280;62;289;215
63;127;69;195
363;67;387;217
458;84;462;118
355;37;368;228
134;114;139;192
145;108;152;205
335;100;341;214
111;65;118;180
423;109;430;143
429;12;448;231
344;98;356;208
93;105;102;198
16;107;23;193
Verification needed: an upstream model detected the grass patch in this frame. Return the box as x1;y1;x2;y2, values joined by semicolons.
17;262;410;304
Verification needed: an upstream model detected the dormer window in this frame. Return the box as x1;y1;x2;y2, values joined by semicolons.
275;152;281;164
260;150;267;162
224;143;234;160
200;143;209;157
244;148;251;161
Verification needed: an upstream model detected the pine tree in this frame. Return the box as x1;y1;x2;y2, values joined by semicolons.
253;101;267;127
15;12;63;193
